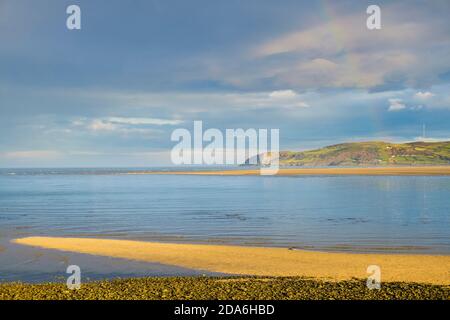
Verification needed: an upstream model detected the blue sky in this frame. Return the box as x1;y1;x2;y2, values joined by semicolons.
1;0;449;167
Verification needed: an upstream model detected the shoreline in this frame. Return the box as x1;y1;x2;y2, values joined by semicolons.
13;237;450;285
1;276;448;300
127;166;450;176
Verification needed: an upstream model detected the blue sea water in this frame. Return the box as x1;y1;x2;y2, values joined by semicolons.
0;168;448;254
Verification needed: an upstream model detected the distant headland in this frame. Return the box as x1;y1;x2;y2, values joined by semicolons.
246;141;450;167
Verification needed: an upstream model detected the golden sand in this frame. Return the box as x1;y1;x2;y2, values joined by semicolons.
129;166;450;176
13;237;450;285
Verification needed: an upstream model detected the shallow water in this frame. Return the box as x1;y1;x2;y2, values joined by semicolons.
0;238;217;283
0;168;448;254
1;168;449;281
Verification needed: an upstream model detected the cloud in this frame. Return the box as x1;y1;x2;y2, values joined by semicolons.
245;2;450;91
267;90;309;107
83;117;182;133
89;120;117;131
292;101;309;108
388;98;406;111
3;150;63;159
414;91;435;99
2;1;450;95
2;2;450;168
269;90;298;99
64;88;312;112
107;117;183;126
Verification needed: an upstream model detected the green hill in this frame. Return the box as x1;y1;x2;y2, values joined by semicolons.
249;141;450;166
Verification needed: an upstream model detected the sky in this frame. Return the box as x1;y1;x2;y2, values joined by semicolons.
1;0;450;167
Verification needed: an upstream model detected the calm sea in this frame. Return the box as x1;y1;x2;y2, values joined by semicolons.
0;168;449;254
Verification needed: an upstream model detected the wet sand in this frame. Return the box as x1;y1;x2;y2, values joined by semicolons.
128;166;450;176
13;237;450;285
0;237;211;283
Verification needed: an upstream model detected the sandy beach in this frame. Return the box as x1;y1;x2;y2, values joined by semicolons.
129;166;450;176
13;237;450;285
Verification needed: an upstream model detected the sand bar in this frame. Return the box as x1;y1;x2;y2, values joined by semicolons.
128;166;450;176
14;237;450;285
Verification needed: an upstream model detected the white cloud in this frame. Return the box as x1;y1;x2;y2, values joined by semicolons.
82;117;181;134
107;117;183;126
388;98;406;111
3;150;63;159
292;101;309;108
266;89;309;108
414;91;435;99
87;120;161;136
269;90;298;99
89;120;118;131
71;119;86;126
71;88;312;112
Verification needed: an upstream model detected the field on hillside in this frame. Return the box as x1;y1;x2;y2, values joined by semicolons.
276;141;450;166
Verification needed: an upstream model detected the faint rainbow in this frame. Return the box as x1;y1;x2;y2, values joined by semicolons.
317;1;385;139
